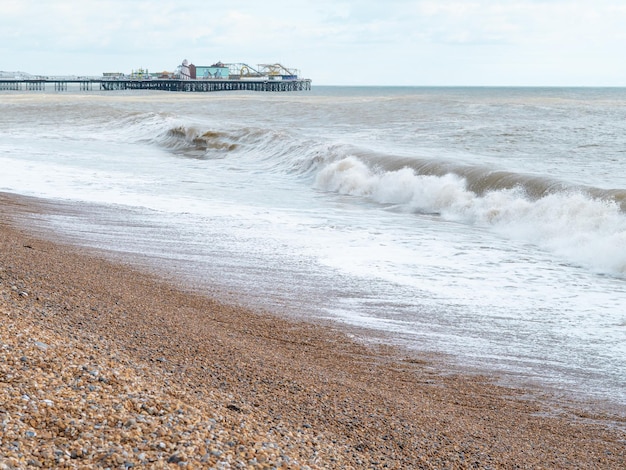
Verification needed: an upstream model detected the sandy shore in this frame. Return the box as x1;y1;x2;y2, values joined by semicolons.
1;192;624;469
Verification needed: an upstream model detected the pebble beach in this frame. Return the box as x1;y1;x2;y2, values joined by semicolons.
1;192;625;469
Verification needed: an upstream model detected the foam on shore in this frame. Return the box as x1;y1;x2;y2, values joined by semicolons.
1;191;625;469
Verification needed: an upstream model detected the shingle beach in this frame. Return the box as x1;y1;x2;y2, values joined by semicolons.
1;192;624;469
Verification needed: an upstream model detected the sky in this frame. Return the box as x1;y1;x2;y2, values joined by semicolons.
1;0;626;86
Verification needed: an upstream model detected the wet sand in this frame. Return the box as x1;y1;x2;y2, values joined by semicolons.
1;192;624;469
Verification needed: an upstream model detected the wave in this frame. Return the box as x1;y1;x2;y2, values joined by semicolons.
314;155;626;275
101;113;241;158
152;119;626;213
123;115;304;164
113;113;626;207
105;113;626;275
134;117;341;176
162;127;239;156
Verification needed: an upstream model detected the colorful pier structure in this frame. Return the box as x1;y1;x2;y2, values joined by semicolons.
0;62;312;93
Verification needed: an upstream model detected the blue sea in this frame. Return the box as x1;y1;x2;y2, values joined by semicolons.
1;86;625;411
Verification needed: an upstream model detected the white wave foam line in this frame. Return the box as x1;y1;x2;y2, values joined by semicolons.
315;156;626;275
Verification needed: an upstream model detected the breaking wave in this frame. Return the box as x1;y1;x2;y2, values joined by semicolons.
314;154;626;275
100;112;626;275
164;127;239;154
104;113;242;157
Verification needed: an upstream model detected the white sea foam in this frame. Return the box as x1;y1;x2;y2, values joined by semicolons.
315;155;626;275
2;88;626;409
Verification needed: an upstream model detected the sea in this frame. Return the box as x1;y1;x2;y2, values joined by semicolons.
1;86;625;413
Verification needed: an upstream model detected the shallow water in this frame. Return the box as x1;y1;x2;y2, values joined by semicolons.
1;86;625;408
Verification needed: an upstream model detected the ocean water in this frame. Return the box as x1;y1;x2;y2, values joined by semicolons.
1;86;625;410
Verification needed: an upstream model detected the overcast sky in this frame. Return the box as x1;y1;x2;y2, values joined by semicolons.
1;0;625;86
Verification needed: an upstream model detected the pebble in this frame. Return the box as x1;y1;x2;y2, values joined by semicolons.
33;341;50;350
0;315;308;470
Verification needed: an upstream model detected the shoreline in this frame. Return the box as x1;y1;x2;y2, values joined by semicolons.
1;191;625;468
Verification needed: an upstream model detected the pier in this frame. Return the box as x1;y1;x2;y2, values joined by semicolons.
0;77;311;92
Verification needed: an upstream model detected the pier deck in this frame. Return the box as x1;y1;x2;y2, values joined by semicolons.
0;78;311;92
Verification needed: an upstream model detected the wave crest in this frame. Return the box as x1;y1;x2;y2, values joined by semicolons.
315;155;626;275
165;126;238;155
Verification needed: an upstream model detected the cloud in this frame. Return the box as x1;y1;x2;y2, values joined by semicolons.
1;0;625;85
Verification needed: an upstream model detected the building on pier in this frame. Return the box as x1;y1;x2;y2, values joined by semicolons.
194;62;230;79
175;60;302;81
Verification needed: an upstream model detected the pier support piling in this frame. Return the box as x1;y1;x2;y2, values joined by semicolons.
1;77;311;93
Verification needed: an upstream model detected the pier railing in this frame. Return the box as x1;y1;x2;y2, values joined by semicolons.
0;78;311;92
